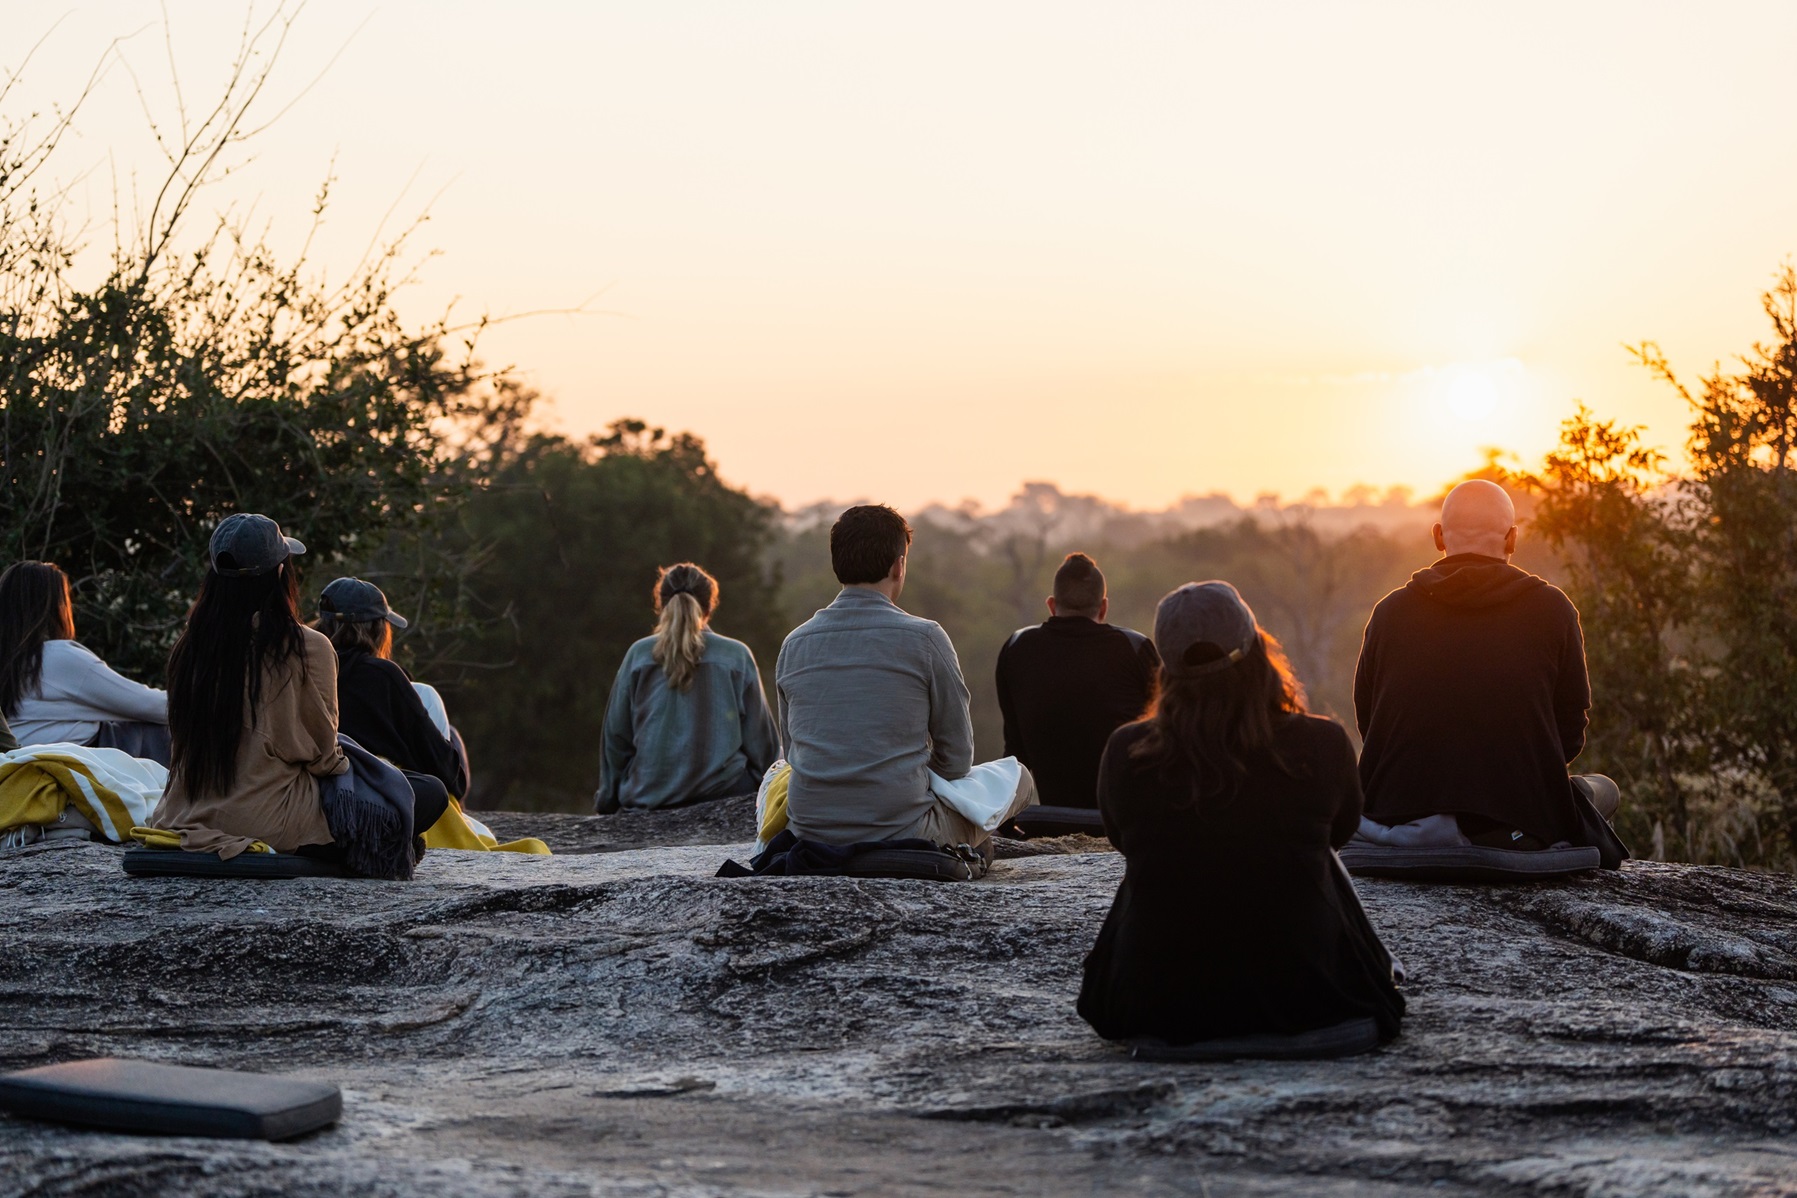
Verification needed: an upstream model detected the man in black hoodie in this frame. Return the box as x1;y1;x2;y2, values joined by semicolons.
1354;480;1618;850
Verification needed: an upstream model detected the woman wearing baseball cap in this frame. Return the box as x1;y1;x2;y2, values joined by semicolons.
314;576;468;808
1076;581;1404;1052
146;515;447;869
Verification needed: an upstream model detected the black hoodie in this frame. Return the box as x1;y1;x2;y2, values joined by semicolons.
1353;553;1591;845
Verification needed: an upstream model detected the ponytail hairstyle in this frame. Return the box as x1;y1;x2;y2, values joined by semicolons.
166;564;306;799
650;563;718;692
0;562;77;717
1130;627;1309;805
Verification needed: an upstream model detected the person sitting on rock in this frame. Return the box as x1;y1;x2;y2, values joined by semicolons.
596;562;778;813
0;561;170;764
1352;479;1622;853
1078;581;1404;1048
775;504;1037;852
148;514;448;864
996;552;1158;809
316;576;470;806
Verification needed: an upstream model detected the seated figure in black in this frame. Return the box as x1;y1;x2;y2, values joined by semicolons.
996;552;1158;809
1078;581;1404;1048
315;577;468;809
1353;480;1620;853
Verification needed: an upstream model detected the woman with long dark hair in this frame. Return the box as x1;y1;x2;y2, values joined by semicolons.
0;562;170;761
147;514;446;864
595;562;778;812
1077;581;1404;1049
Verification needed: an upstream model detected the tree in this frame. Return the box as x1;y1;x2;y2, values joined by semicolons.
0;11;490;682
1528;408;1709;860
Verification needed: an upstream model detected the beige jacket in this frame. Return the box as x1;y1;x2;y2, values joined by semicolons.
150;627;349;858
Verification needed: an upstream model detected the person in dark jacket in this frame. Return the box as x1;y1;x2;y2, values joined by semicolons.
315;577;469;803
995;553;1158;808
1078;581;1404;1049
1353;480;1619;850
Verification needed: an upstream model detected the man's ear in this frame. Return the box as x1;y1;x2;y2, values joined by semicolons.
1504;526;1518;556
1097;596;1110;622
1432;522;1446;553
889;554;907;582
1045;595;1058;616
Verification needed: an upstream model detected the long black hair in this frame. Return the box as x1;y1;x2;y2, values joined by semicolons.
1129;628;1309;805
0;562;77;717
166;564;305;798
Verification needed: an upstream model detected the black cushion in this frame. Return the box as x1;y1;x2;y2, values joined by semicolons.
123;847;350;880
841;847;974;882
1003;805;1107;839
1131;1017;1382;1062
1338;842;1601;882
0;1058;341;1140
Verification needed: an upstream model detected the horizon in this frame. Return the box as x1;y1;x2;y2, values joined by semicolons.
19;1;1797;510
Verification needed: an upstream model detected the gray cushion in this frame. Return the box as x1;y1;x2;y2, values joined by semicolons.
842;847;974;882
123;847;349;880
0;1058;341;1140
1338;842;1601;882
1131;1017;1382;1062
1004;805;1107;839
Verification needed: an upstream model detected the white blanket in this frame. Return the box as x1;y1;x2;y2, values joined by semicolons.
0;742;167;842
928;757;1026;833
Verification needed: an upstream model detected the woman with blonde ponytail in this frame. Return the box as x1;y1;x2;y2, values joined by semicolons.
596;563;778;813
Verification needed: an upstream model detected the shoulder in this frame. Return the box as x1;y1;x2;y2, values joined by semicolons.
299;626;335;662
1534;579;1581;620
1103;719;1153;760
1000;625;1038;653
48;639;102;664
1115;626;1156;656
703;631;759;666
1276;713;1355;759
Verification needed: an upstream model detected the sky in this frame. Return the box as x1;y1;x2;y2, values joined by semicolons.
14;1;1797;511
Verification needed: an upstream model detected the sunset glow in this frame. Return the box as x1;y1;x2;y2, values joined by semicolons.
17;1;1797;510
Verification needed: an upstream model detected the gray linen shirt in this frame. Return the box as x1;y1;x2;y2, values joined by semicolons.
775;587;974;844
598;631;778;812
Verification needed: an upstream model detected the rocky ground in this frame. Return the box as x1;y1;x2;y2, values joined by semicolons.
3;803;1796;1197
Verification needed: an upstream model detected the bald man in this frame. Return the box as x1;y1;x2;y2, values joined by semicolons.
1352;481;1621;853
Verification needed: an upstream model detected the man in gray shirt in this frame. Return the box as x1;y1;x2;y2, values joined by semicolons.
776;505;1036;848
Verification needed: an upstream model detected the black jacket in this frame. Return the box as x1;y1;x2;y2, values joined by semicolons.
335;649;468;799
995;617;1158;808
1353;554;1591;844
1078;715;1404;1045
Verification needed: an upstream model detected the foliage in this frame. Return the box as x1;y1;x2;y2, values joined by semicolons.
0;13;487;683
1530;266;1797;869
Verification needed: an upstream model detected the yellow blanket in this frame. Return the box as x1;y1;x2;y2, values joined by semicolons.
130;826;274;855
422;800;551;855
757;763;792;847
0;755;147;844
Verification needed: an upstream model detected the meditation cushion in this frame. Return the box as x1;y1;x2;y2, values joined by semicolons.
0;1058;341;1140
1338;842;1601;882
841;846;977;882
1003;804;1107;839
1130;1017;1381;1062
122;847;350;880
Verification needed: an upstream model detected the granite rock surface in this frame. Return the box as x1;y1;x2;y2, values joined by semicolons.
3;809;1795;1197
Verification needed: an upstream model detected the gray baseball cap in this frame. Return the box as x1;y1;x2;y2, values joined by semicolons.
209;513;305;578
319;577;408;629
1154;581;1260;678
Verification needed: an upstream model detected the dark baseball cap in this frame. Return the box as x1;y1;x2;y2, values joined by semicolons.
209;514;305;578
318;577;408;629
1154;581;1260;678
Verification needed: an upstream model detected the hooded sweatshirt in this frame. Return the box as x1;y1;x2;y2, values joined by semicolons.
1353;553;1591;845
